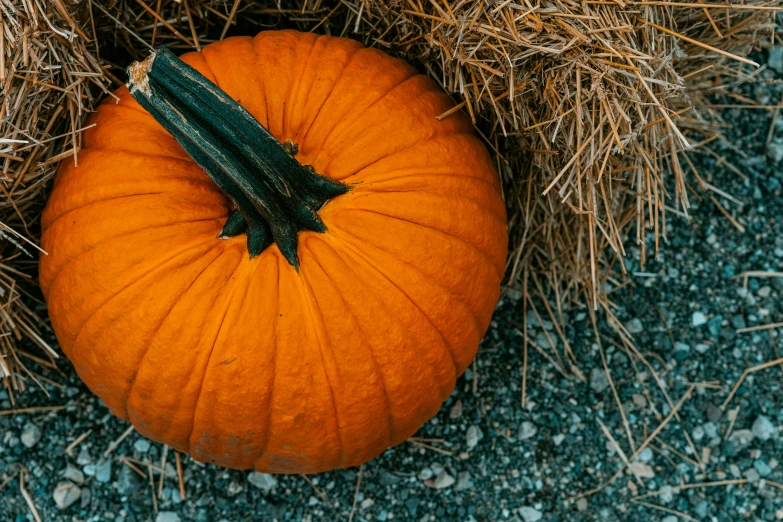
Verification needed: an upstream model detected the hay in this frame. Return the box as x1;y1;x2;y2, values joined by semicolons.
0;1;110;397
0;0;780;392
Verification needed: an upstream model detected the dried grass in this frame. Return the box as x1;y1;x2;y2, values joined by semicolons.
0;0;780;393
0;0;110;399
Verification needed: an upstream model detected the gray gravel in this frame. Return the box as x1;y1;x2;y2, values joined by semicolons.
2;50;783;521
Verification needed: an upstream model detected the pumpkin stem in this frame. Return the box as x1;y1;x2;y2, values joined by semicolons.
126;49;349;268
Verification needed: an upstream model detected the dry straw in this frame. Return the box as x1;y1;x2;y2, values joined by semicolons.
0;0;780;394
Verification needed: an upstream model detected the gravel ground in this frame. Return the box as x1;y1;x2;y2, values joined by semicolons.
2;53;783;522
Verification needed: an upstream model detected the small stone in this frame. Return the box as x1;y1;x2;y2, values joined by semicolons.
628;462;655;479
80;487;91;508
769;47;783;72
519;507;543;522
589;368;610;393
744;467;761;484
661;517;678;522
731;314;747;330
758;285;772;298
752;415;776;441
625;318;643;334
466;425;483;450
552;434;565;446
637;447;653;463
576;498;588;512
76;447;92;466
754;460;772;477
519;421;538;440
691;425;705;443
632;394;647;409
692;311;707;327
695;343;711;354
115;463;142;495
449;400;463;419
768;141;783;163
63;464;84;484
674;342;690;360
156;512;181;522
730;429;755;446
133;438;151;453
658;486;673;503
706;403;722;423
418;468;434;481
695;501;709;519
53;481;81;509
360;498;374;509
95;458;112;484
247;472;277;493
21;423;42;448
432;471;455;489
455;471;473;490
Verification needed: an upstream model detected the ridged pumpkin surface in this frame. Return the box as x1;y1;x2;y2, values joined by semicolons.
40;30;507;473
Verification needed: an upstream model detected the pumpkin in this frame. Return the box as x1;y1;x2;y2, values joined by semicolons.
40;30;507;473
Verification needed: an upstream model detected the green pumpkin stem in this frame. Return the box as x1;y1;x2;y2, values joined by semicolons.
126;48;349;268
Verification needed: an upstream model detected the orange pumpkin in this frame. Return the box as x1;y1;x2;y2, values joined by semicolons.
40;30;507;473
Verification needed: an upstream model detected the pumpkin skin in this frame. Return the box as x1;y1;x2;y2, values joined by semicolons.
40;30;507;473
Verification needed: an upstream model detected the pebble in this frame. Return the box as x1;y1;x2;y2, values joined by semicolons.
432;471;455;489
21;423;42;448
466;425;483;450
754;460;772;477
95;458;112;483
133;438;151;453
730;429;755;446
706;404;722;423
695;343;711;354
449;400;463;419
628;462;655;479
674;342;690;359
658;486;674;503
691;425;705;443
76;447;92;466
519;421;538;440
662;517;678;522
156;512;181;522
418;467;434;481
769;47;783;72
692;311;707;327
744;467;761;484
637;447;653;463
63;464;84;484
455;471;473;490
115;463;142;495
752;415;776;441
576;498;588;512
632;394;647;408
589;368;610;393
695;501;709;518
768;141;783;163
53;481;81;509
247;471;277;493
625;318;643;334
519;507;543;522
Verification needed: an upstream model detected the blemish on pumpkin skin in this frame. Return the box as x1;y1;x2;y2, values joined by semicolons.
219;358;237;366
